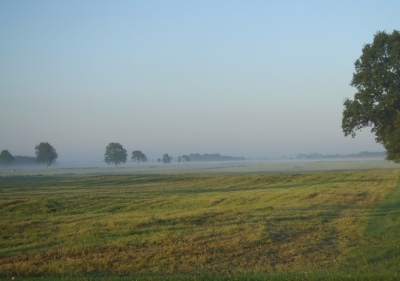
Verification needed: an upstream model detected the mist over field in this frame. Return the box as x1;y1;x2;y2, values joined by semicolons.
2;3;400;280
1;1;398;162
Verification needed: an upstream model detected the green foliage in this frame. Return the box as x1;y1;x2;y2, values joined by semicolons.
104;143;127;167
162;153;172;164
34;142;58;168
0;150;15;168
131;150;147;165
342;30;400;162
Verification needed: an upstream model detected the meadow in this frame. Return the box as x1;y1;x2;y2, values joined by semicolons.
1;161;400;280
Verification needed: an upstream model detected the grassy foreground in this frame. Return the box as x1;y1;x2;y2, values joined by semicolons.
1;170;400;280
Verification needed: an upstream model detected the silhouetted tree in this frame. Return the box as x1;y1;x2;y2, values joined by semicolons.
131;150;147;165
162;153;172;164
104;142;127;167
0;150;15;168
177;156;182;163
35;142;58;168
182;155;191;162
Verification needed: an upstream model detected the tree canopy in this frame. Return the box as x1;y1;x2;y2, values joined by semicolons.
35;142;58;168
0;150;15;168
131;150;147;165
342;30;400;162
104;142;127;167
162;153;172;164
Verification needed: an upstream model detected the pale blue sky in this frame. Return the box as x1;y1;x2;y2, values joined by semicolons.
1;1;399;161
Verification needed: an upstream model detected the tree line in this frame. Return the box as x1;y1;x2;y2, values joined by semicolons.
188;153;245;161
104;142;190;167
296;151;386;160
0;142;58;169
0;142;191;169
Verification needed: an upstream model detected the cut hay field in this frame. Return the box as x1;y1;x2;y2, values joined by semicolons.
1;167;400;280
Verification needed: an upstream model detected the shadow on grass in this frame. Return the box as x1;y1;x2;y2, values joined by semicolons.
340;174;400;269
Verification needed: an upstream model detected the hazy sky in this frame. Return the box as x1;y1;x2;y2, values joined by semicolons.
1;1;399;162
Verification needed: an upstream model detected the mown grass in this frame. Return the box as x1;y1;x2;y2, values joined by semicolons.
1;170;400;280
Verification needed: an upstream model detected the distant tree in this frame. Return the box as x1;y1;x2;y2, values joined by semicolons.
342;30;400;162
104;142;127;167
157;158;161;163
182;155;191;162
177;156;182;163
162;153;172;164
131;150;147;165
35;142;58;168
13;156;36;166
0;150;15;168
187;153;244;161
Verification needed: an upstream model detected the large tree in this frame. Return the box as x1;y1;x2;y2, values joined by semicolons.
0;150;15;168
342;30;400;162
105;142;127;167
35;142;58;168
131;150;147;165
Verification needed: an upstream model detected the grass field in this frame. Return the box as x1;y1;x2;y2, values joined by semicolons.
1;162;400;280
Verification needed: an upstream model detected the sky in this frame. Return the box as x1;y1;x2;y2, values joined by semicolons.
1;0;399;162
